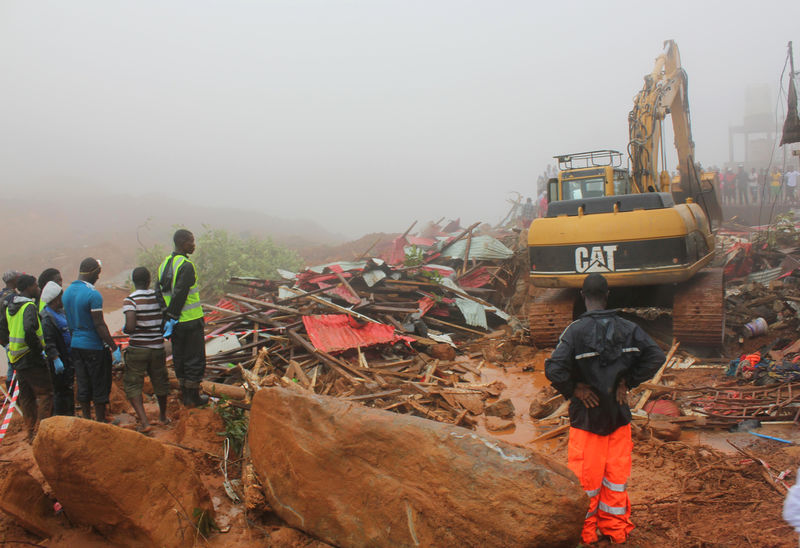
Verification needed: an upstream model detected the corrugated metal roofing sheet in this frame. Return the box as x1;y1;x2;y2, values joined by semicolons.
747;267;783;285
362;269;387;287
308;261;369;274
455;298;488;329
440;235;513;261
302;314;410;353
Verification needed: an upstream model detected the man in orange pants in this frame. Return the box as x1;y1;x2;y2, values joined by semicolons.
545;273;665;544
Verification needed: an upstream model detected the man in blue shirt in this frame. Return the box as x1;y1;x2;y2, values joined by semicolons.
62;258;120;422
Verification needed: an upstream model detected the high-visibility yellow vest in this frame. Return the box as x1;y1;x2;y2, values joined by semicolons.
158;254;204;323
6;301;45;364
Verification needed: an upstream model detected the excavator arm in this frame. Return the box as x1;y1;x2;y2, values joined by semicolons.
628;40;722;225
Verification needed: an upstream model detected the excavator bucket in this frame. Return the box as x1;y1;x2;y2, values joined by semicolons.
673;163;723;228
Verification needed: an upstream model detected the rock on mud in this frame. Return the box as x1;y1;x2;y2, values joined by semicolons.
0;464;63;538
249;387;586;548
484;397;516;419
484;416;515;431
32;416;213;548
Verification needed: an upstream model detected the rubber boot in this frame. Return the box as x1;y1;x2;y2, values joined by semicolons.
183;388;209;408
95;403;107;423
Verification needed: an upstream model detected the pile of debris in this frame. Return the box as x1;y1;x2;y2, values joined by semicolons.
196;219;528;427
719;222;800;342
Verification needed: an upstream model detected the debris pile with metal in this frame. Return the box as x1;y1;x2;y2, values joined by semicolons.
197;220;528;426
720;219;800;342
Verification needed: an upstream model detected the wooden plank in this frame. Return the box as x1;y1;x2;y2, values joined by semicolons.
225;293;304;316
287;329;360;383
531;423;570;443
461;228;474;276
279;287;379;324
633;341;679;412
425;316;486;336
286;360;311;388
334;270;362;302
201;381;247;400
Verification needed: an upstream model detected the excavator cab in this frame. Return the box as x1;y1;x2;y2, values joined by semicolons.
550;150;633;201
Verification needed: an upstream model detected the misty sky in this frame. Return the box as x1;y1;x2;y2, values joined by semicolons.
1;1;799;237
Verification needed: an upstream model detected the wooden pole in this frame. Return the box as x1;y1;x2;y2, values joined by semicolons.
461;229;473;276
531;423;570;443
633;340;679;412
334;271;362;302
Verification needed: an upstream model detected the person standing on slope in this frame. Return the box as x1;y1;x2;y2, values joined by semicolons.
156;229;208;407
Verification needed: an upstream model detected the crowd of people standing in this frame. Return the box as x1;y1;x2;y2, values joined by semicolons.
0;229;208;439
717;165;800;206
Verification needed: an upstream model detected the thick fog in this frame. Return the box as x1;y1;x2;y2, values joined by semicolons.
1;1;799;238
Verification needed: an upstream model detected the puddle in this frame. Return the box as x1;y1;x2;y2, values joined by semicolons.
472;351;556;448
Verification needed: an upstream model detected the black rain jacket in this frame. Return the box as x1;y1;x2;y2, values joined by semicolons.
40;306;73;368
544;309;665;436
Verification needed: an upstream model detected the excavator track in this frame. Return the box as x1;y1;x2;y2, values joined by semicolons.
672;267;725;347
528;288;577;348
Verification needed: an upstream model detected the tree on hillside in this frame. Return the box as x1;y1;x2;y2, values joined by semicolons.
137;227;303;300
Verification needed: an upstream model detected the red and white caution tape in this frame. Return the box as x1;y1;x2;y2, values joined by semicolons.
0;377;21;443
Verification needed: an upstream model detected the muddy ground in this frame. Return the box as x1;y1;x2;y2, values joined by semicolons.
1;335;798;547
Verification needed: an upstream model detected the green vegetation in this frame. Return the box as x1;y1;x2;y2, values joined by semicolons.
192;507;219;538
214;398;248;457
137;226;303;300
404;245;443;284
403;245;426;267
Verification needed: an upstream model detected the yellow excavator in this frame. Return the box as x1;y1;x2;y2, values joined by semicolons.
527;40;724;347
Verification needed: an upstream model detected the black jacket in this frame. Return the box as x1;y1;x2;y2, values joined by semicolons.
156;253;197;321
0;296;47;371
40;306;73;366
545;309;665;435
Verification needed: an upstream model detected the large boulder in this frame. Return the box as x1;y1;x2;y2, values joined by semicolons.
32;416;214;548
249;387;586;548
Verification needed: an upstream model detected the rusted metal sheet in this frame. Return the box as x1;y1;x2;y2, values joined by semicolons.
302;314;411;353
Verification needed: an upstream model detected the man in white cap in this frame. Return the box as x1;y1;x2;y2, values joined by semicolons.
40;281;74;416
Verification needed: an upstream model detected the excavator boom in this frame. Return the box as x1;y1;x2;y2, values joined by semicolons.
628;40;722;224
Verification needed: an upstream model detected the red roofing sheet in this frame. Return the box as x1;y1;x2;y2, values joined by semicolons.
381;236;408;265
318;282;361;305
458;266;493;288
302;314;412;353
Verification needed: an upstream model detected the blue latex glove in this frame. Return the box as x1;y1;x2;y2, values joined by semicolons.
53;357;64;374
163;318;178;339
112;347;122;365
